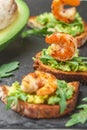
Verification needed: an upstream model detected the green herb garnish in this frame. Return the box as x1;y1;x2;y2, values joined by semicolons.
48;80;74;113
6;81;27;109
22;27;52;38
66;97;87;127
0;61;19;79
57;80;67;113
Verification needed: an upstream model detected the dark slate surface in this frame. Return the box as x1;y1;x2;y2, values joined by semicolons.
0;0;87;129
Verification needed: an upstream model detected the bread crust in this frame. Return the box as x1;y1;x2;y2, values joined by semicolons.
28;16;87;47
33;52;87;84
75;21;87;47
0;82;79;119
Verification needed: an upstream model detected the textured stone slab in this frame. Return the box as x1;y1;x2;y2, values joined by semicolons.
0;0;87;129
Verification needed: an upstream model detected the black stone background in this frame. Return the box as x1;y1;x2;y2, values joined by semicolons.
0;0;87;129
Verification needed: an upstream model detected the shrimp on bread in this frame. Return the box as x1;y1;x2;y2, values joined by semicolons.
0;70;80;118
33;33;87;84
45;33;77;61
27;0;87;47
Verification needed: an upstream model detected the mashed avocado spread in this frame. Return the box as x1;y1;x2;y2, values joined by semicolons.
6;81;74;113
22;12;84;38
35;12;84;37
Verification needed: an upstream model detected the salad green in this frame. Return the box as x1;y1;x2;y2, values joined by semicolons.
0;61;19;79
66;97;87;127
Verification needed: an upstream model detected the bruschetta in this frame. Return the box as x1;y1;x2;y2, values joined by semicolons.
26;0;87;47
0;70;79;118
33;33;87;84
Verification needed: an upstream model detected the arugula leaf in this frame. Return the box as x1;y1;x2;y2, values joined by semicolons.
65;107;87;127
21;27;52;38
0;61;19;78
82;97;87;102
66;110;87;127
6;96;18;109
57;80;67;114
6;93;27;109
40;51;58;66
6;81;27;109
65;98;87;127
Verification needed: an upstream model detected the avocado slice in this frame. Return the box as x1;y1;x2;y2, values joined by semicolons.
0;0;29;51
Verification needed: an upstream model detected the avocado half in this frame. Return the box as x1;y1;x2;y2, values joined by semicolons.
0;0;29;51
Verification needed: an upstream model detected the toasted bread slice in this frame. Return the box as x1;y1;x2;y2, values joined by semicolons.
28;16;87;47
33;52;87;84
76;21;87;47
0;81;79;119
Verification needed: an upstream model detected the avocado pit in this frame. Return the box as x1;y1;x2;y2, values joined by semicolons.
0;0;18;30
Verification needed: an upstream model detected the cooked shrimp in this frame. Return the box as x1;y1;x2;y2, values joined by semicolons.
45;33;77;61
51;0;80;23
36;82;57;96
0;0;17;30
21;71;58;96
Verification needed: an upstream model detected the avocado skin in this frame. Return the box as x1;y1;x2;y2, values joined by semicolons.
0;0;30;51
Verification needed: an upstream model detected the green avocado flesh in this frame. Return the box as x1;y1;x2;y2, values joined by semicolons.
22;12;84;37
0;0;29;51
6;81;74;113
35;12;84;36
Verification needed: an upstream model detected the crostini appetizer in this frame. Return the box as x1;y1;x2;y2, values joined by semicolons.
33;33;87;84
0;70;79;118
25;0;87;47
